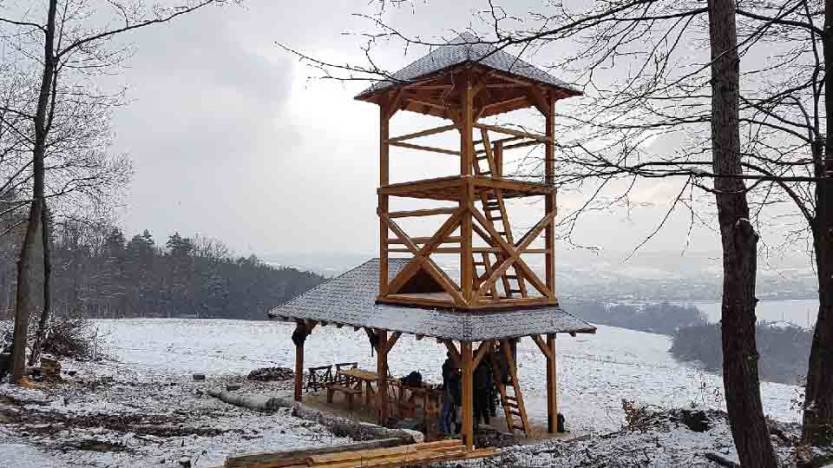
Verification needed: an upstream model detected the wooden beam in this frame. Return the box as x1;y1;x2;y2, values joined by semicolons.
389;124;457;142
472;340;493;369
388;207;459;218
383;212;467;306
473;123;550;143
545;99;556;299
471;209;554;300
531;334;553;360
293;320;316;402
461;75;474;302
383;331;401;355
527;86;552;116
460;341;474;450
443;340;461;367
380;103;390;297
388;235;461;244
388;140;461;156
546;333;558;433
377;329;389;425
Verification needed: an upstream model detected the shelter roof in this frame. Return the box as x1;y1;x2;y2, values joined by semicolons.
268;258;596;341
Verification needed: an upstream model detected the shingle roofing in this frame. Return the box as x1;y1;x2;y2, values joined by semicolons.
268;258;595;341
356;32;581;99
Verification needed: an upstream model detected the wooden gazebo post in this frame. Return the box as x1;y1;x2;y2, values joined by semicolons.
292;320;315;402
546;333;558;433
460;341;474;450
376;329;389;425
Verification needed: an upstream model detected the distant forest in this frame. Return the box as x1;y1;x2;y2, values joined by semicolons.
563;300;707;335
565;299;812;385
0;220;324;320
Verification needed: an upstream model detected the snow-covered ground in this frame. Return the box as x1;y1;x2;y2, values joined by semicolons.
0;318;805;466
92;318;802;433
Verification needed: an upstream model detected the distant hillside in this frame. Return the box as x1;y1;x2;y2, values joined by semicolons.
0;221;325;320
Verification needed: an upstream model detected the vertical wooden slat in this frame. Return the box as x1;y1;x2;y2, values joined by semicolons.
379;102;390;297
460;341;474;450
546;333;558;433
543;97;556;300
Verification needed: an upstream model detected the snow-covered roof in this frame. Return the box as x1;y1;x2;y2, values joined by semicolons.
356;32;581;99
268;258;595;340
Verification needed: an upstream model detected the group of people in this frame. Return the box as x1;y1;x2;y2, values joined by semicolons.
439;349;508;436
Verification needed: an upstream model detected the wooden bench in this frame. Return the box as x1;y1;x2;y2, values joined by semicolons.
326;384;363;410
306;365;333;392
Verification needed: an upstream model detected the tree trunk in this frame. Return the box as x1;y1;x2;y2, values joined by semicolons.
28;203;51;366
707;0;778;465
802;0;833;444
10;0;57;383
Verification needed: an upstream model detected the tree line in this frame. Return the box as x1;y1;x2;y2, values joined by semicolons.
0;220;323;321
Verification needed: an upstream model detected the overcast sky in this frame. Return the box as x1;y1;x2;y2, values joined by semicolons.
100;0;807;271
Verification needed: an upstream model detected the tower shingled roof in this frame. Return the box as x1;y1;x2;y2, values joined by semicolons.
355;31;581;99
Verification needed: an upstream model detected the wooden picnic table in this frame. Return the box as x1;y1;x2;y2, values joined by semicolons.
336;368;380;406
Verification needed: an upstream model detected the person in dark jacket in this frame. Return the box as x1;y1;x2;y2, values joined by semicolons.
473;360;492;427
440;353;460;435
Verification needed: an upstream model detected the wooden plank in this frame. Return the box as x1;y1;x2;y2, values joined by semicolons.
388;124;456;142
223;439;405;467
388;140;460;156
460;75;474;304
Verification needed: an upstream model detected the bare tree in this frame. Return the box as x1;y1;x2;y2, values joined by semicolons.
0;0;229;383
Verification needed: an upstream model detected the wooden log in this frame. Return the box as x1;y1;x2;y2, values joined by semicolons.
208;389;423;444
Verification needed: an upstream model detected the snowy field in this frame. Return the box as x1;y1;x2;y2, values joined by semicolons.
0;318;805;467
93;318;801;433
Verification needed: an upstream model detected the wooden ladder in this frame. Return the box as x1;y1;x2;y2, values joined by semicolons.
472;128;528;299
489;340;530;436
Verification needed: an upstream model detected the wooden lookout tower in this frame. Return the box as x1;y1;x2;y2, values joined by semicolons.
269;33;595;451
357;32;582;311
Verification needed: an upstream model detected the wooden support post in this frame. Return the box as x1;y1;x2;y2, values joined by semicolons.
460;76;474;302
379;103;390;296
292;321;315;402
546;333;558;433
460;341;474;450
543;98;556;300
376;329;389;425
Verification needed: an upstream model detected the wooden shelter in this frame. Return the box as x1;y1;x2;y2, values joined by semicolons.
269;33;595;451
